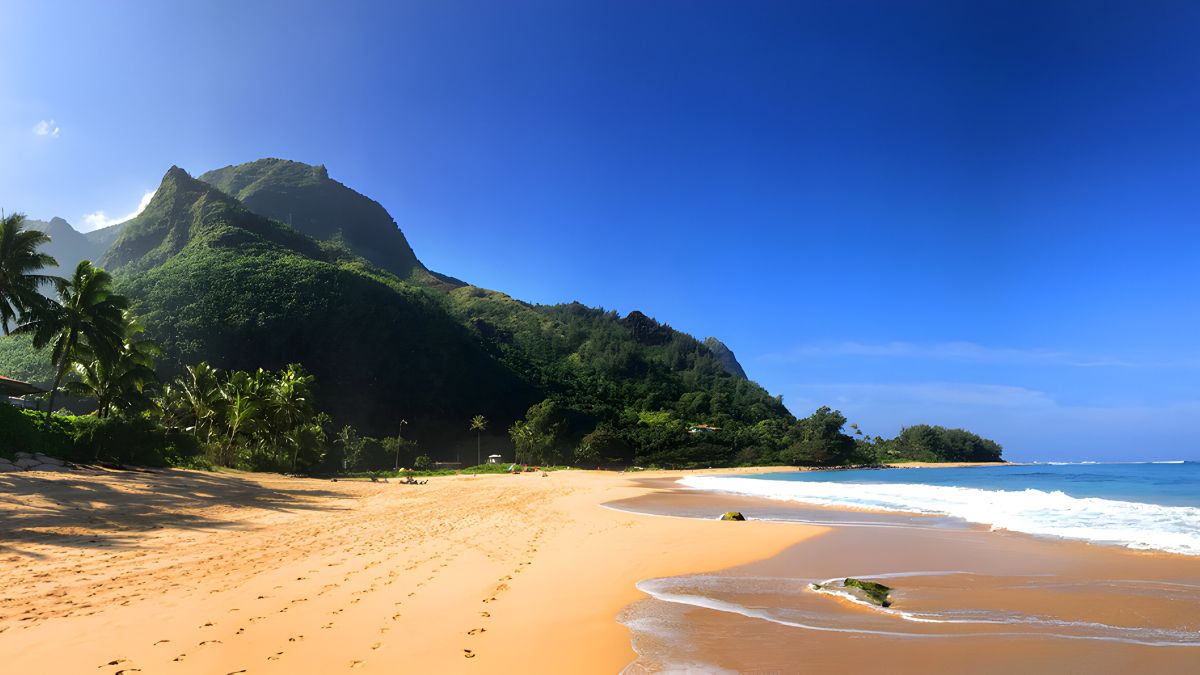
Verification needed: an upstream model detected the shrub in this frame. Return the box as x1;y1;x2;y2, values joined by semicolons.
413;454;433;471
0;404;77;459
72;415;177;467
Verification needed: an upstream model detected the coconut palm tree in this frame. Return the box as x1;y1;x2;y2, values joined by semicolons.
172;362;223;441
219;372;259;467
470;414;487;466
15;261;127;426
64;311;159;418
0;211;62;335
268;364;314;471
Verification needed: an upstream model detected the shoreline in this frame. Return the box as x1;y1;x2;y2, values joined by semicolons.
3;463;1194;673
613;474;1200;672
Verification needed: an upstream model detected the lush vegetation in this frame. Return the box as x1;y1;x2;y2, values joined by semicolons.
1;159;1004;472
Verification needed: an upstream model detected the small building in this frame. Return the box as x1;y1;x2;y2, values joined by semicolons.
487;454;503;464
1;375;43;409
687;424;722;434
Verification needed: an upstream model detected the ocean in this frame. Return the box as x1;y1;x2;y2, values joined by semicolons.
616;463;1200;671
678;462;1200;555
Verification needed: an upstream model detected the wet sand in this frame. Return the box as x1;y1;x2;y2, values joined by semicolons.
3;465;1196;673
616;481;1200;673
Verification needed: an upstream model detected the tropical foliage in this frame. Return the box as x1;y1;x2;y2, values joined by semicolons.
158;362;323;472
15;260;128;424
0;211;62;335
0;158;1005;471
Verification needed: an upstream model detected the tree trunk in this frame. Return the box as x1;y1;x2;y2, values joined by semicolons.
44;358;69;441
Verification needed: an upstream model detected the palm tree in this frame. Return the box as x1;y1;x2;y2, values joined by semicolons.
15;261;127;427
173;362;223;441
470;414;487;466
270;364;314;471
219;372;259;467
64;311;159;418
0;211;62;335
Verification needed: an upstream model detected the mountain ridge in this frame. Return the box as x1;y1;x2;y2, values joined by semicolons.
4;158;778;463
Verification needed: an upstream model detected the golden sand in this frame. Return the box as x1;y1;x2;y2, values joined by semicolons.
0;467;821;673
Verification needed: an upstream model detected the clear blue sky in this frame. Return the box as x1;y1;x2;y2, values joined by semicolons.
4;1;1199;461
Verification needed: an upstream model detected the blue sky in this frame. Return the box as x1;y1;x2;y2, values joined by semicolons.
4;1;1200;460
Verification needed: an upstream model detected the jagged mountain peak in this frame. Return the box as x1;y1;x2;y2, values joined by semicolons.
199;158;424;279
703;336;748;380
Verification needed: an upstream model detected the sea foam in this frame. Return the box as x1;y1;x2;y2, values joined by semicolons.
677;475;1200;555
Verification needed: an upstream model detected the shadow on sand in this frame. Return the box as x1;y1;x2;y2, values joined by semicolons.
0;470;346;557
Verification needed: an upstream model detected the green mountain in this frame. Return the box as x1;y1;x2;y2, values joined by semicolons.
703;337;748;379
84;221;126;249
5;159;791;464
98;166;532;439
24;217;105;278
198;159;434;282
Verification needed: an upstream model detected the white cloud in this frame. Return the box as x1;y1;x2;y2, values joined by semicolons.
33;119;60;138
81;190;156;232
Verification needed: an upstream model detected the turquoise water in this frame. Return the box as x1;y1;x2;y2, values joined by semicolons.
754;461;1200;507
679;462;1200;554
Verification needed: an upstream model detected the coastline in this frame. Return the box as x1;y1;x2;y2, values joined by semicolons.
3;463;1195;673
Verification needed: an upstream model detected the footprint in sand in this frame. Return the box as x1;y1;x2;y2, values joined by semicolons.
226;670;247;674
173;654;186;662
480;612;490;618
467;628;487;635
463;649;476;659
114;669;141;674
100;658;127;667
153;640;169;646
350;660;364;668
267;652;284;661
371;642;381;650
288;636;304;642
199;640;222;646
322;622;334;629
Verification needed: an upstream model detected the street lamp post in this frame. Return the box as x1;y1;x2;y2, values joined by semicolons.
394;419;408;471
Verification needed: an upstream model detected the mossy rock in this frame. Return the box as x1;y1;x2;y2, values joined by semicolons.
720;511;746;521
845;578;892;607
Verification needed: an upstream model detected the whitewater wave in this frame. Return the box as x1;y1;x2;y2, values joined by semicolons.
677;476;1200;555
635;576;1200;646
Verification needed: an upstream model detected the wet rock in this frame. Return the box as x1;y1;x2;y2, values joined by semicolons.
720;511;746;521
844;578;893;607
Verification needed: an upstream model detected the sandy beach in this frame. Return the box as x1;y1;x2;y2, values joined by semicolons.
3;465;1198;673
0;467;818;673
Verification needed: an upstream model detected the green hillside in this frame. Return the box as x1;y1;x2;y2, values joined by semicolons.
2;158;1001;468
98;167;533;444
198;159;428;281
83;161;790;462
